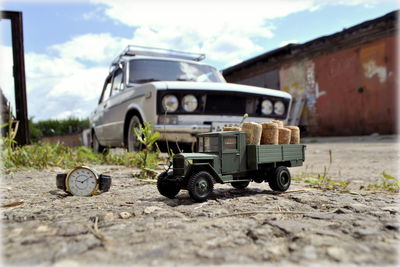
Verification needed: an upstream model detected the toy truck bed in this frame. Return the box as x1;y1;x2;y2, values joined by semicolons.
246;144;306;170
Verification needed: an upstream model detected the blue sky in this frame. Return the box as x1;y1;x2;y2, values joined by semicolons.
0;0;398;121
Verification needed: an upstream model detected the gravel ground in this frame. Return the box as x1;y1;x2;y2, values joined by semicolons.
1;135;399;266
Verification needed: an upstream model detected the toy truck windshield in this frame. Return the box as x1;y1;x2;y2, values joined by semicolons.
198;136;219;152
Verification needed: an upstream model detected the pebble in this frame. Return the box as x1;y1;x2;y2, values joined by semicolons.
35;225;49;232
119;212;132;219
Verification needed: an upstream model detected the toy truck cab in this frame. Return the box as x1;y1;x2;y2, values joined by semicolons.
158;131;306;202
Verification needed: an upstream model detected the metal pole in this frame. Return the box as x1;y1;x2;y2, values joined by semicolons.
0;10;30;145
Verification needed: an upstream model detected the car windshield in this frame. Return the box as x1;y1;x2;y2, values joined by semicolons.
129;59;225;84
198;136;219;152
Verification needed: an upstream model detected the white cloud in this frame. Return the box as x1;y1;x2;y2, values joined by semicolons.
0;46;15;113
50;33;128;64
86;0;320;67
0;44;108;121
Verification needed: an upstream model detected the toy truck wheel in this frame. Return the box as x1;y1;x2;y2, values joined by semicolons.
268;166;291;192
231;181;250;189
157;171;180;199
188;171;214;202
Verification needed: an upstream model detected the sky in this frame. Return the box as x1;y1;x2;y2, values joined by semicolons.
0;0;398;121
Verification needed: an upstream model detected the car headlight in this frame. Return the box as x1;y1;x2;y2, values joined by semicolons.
182;94;198;112
274;101;285;115
162;95;178;112
261;99;273;115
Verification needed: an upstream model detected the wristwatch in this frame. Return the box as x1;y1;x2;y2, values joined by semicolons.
56;166;111;196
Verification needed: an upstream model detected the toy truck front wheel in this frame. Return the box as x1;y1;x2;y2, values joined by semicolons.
187;171;214;202
268;166;291;192
157;171;180;199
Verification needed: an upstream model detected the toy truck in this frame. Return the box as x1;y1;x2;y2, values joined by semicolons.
157;130;306;202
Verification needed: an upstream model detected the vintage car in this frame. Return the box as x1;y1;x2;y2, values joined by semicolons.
90;45;292;152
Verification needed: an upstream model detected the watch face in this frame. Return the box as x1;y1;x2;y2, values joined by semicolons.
67;167;98;196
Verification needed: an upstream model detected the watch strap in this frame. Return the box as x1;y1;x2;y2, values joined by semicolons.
99;174;112;192
56;173;67;191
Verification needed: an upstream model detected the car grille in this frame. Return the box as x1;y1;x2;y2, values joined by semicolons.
157;89;290;118
204;94;246;115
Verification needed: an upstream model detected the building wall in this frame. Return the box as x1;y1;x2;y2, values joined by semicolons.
313;36;396;135
225;35;397;136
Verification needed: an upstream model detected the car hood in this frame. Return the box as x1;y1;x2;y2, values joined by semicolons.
150;81;291;99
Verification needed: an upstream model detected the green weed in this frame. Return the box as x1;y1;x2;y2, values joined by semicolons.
133;122;160;169
293;171;351;192
362;172;400;193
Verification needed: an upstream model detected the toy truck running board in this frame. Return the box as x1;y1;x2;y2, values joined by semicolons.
246;144;306;170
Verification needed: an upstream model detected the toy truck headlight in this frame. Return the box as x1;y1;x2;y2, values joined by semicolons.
181;94;198;112
274;100;285;115
261;99;273;115
162;95;179;112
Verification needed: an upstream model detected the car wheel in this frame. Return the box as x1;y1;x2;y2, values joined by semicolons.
268;166;291;192
157;171;180;199
231;181;250;189
187;171;214;202
92;131;105;153
127;115;142;152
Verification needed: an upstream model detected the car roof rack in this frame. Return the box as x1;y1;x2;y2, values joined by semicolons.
111;45;206;67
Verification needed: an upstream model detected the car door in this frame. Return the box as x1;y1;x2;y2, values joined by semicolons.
92;75;112;145
100;68;125;145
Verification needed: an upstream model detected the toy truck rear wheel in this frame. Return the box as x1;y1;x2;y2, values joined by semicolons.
157;171;180;199
231;181;250;189
187;171;214;202
268;166;291;192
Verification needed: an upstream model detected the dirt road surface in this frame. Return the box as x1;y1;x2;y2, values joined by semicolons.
1;135;399;266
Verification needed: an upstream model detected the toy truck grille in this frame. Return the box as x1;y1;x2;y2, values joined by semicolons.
173;156;185;176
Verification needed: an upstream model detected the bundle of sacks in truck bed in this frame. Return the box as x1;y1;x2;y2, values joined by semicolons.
223;120;300;145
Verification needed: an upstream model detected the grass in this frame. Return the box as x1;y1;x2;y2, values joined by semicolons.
361;172;400;193
293;171;400;194
1;112;163;172
293;171;351;192
1;141;162;170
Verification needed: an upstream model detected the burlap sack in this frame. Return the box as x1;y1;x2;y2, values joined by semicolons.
272;120;284;128
223;126;241;131
242;122;262;145
261;122;278;145
284;126;300;144
278;127;291;144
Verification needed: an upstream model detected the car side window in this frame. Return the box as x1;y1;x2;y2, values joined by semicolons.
99;77;112;104
223;136;237;150
111;69;124;96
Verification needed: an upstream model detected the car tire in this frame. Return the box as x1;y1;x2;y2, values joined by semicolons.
127;115;142;152
268;166;291;192
231;181;250;189
187;171;214;202
157;171;180;199
92;131;105;153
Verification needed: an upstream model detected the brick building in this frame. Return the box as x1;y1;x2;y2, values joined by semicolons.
223;11;398;136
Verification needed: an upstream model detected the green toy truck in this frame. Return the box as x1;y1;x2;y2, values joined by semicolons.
157;130;306;202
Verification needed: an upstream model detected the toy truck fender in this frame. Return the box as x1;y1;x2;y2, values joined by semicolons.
187;163;224;184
